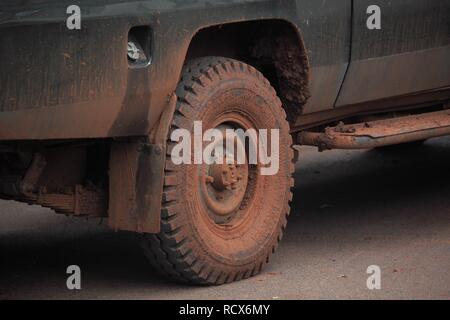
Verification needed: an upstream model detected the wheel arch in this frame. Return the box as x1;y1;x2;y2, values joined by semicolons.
182;19;311;124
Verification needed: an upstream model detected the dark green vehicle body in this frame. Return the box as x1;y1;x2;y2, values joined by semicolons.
0;1;449;235
1;0;448;141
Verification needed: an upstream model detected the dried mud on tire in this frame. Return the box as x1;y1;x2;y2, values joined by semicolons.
141;57;295;285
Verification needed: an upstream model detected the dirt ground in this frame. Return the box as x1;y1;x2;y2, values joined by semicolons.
1;136;450;300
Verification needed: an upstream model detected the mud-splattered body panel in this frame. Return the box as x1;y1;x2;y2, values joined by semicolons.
0;0;448;140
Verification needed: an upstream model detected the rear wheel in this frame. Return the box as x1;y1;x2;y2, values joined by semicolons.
141;57;294;285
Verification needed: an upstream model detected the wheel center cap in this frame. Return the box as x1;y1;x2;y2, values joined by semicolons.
202;158;249;221
210;163;239;191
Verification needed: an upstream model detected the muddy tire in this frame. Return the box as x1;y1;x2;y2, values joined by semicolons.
141;57;295;285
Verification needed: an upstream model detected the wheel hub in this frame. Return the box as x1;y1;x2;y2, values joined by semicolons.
210;162;240;191
200;124;250;224
203;159;249;222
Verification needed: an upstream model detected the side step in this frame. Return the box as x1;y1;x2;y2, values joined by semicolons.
298;109;450;151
